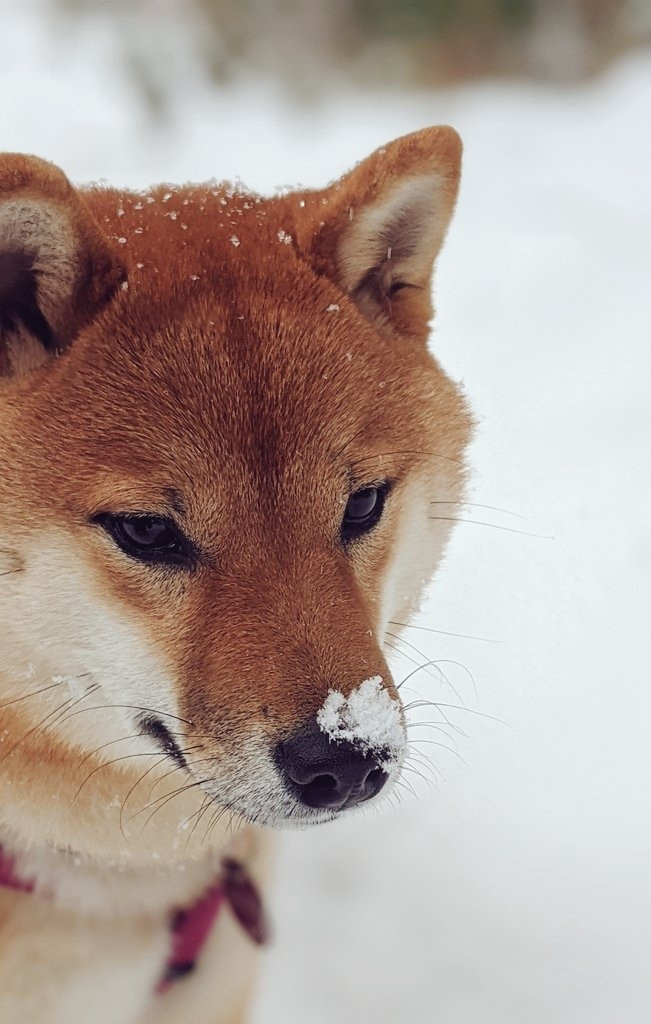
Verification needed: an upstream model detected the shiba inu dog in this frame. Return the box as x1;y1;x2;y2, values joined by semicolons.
0;126;472;1023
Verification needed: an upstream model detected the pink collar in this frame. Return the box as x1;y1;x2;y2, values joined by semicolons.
0;847;34;893
0;847;267;994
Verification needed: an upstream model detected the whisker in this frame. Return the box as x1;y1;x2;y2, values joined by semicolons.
383;639;410;660
431;500;529;521
430;659;479;700
394;780;419;804
401;764;435;793
0;673;94;715
408;702;509;727
396;647;478;702
406;749;442;779
410;739;467;766
389;620;501;644
385;790;400;812
148;760;189;794
0;679;67;713
228;810;247;837
397;658;441;691
385;630;429;662
183;795;213;850
397;659;464;703
384;638;429;671
0;685;99;765
409;733;460;752
402;761;437;785
117;751;203;834
428;701;509;726
202;802;230;847
44;685;102;733
126;779;206;829
72;751;164;804
61;704;194;726
148;753;217;795
74;734;144;774
384;634;447;682
428;516;554;540
354;449;464;467
139;782;209;834
395;775;418;799
405;699;452;712
406;718;469;738
0;560;22;578
392;644;468;705
177;755;221;772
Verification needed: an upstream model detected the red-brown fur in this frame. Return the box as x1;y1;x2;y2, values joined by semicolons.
0;128;472;1022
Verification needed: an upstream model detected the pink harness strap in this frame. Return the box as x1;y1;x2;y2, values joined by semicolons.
0;846;268;995
158;858;268;990
157;883;225;992
0;847;34;894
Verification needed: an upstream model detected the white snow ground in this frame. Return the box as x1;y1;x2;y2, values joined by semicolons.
2;7;651;1022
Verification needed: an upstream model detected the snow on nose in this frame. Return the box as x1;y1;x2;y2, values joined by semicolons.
316;675;406;769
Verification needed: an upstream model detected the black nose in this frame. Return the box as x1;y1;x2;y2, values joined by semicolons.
277;727;389;811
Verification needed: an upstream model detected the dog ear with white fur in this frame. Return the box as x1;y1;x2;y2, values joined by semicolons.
0;155;125;377
293;125;462;343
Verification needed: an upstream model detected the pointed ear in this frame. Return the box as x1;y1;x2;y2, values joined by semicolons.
293;126;461;342
0;154;125;377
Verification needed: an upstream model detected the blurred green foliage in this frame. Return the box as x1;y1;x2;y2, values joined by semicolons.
353;0;535;36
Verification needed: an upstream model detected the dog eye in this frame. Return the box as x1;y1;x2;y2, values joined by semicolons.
94;513;195;568
342;485;387;542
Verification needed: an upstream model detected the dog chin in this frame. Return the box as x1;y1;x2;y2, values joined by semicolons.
231;801;365;831
197;772;397;831
195;780;336;830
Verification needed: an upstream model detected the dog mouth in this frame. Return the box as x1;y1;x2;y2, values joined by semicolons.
137;711;404;830
189;746;403;831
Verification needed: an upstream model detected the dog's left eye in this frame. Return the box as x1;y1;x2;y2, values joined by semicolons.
342;484;388;542
94;513;195;568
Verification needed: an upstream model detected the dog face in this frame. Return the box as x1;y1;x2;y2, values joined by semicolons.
0;131;472;833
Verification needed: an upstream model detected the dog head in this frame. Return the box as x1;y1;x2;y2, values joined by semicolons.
0;129;472;838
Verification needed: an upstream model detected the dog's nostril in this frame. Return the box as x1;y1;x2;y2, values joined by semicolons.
365;767;385;794
276;729;389;811
301;773;340;809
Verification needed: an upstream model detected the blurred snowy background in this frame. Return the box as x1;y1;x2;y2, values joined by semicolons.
2;2;650;1022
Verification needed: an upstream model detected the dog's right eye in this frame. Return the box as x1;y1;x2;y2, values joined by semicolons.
93;513;196;568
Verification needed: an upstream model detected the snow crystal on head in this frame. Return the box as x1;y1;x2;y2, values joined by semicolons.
316;676;405;767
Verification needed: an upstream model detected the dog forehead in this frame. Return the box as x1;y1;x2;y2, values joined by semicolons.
37;261;415;511
108;269;397;429
62;182;424;481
